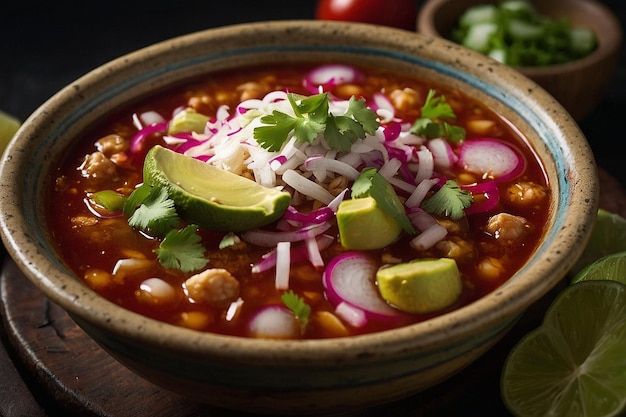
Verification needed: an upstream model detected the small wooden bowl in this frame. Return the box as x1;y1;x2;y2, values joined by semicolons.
417;0;623;121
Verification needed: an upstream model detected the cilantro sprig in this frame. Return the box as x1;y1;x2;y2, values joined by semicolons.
352;168;415;235
124;183;208;273
126;184;180;237
421;180;473;220
254;92;379;152
155;225;209;273
411;89;466;143
281;290;311;335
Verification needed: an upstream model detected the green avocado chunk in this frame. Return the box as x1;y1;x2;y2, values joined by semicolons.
376;258;462;314
336;196;402;250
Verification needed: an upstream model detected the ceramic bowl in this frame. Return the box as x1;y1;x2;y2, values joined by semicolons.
0;20;599;415
417;0;623;121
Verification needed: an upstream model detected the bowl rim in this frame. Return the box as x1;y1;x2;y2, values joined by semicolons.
0;20;599;365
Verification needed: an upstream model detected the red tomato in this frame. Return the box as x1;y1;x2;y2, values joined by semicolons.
316;0;418;31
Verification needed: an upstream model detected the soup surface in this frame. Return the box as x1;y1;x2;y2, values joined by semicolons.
47;63;550;339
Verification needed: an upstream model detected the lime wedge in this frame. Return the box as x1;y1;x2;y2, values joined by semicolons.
571;251;626;285
336;196;402;250
501;280;626;417
0;110;20;156
571;209;626;275
375;258;462;314
143;145;291;232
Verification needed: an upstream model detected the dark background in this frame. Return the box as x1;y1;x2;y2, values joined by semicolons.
0;1;624;416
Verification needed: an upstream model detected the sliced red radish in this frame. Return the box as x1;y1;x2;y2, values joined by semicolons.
129;121;168;154
303;64;364;93
457;138;525;182
323;251;401;321
462;180;501;215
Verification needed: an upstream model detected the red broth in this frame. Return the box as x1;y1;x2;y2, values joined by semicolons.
46;63;550;339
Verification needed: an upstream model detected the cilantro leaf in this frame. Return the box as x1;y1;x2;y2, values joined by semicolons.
421;180;473;220
351;166;377;197
255;111;299;151
410;90;466;143
281;290;311;335
127;185;180;236
123;183;152;216
253;92;380;153
293;93;329;122
324;114;364;152
352;168;415;235
254;94;327;152
420;89;456;120
155;224;208;273
344;96;379;134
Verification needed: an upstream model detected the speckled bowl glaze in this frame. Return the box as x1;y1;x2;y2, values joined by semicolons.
417;0;623;121
0;21;599;415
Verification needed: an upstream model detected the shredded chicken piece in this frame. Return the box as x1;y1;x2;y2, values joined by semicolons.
95;134;128;156
237;81;271;101
389;87;422;113
437;217;469;235
434;236;477;265
79;151;117;180
185;268;240;308
187;94;216;115
505;181;549;208
476;256;505;282
334;84;363;98
485;213;534;245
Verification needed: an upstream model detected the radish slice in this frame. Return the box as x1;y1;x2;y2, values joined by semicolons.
323;252;401;321
283;205;335;226
248;305;300;339
457;138;525;182
241;221;332;247
462;180;500;215
129;121;168;154
303;64;364;93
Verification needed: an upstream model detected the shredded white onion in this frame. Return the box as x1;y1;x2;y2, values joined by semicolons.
282;169;335;205
305;237;324;269
335;302;368;328
304;155;360;180
415;146;435;183
406;178;440;208
275;241;291;290
410;223;448;251
378;157;402;180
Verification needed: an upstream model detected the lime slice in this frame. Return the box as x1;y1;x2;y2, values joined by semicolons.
0;110;20;155
375;258;462;314
571;251;626;285
501;280;626;417
143;145;291;232
336;196;402;250
571;209;626;276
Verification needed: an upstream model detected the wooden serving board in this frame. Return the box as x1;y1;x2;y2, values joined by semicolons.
0;168;622;417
